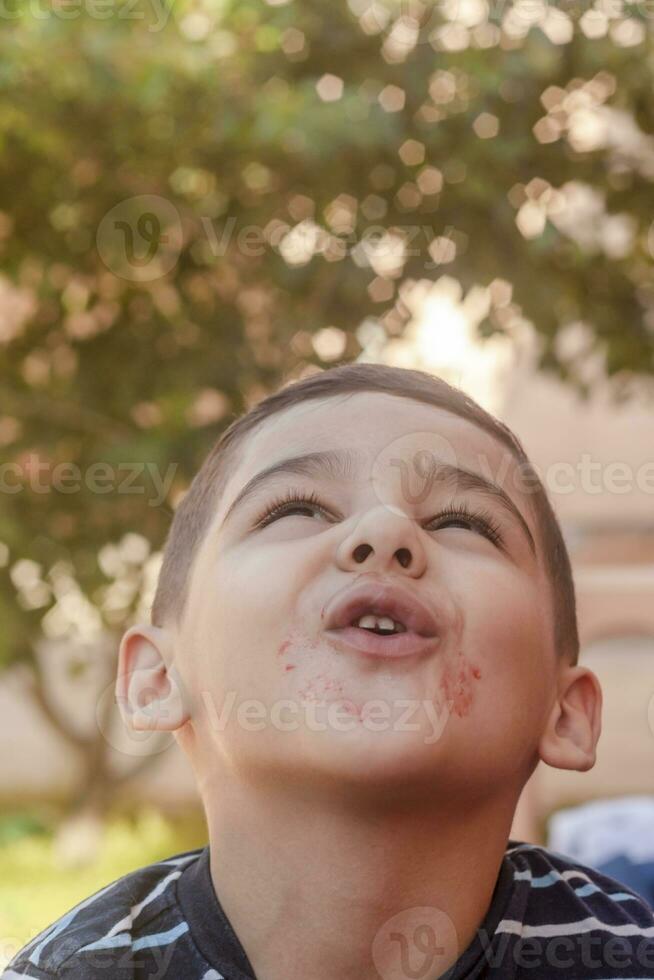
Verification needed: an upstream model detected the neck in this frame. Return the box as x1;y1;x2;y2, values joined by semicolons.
203;771;518;980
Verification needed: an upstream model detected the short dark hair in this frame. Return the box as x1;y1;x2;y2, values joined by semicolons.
151;362;579;663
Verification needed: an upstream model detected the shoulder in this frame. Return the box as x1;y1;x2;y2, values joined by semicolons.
506;839;654;923
2;847;204;979
499;840;654;976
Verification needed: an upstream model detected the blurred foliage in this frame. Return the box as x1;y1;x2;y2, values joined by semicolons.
0;810;50;846
0;805;207;966
0;0;653;807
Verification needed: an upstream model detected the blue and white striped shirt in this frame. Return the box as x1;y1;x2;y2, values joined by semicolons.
5;839;654;978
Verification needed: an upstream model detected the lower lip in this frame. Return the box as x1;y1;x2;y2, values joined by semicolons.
324;627;440;659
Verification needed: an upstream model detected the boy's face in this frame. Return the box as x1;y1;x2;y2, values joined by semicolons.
172;391;561;802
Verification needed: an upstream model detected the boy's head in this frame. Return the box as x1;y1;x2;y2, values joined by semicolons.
117;363;601;809
151;362;578;663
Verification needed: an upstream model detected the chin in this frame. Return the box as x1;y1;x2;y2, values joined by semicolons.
295;725;450;794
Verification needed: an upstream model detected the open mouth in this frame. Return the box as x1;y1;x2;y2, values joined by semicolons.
351;614;406;636
325;623;441;659
321;578;443;657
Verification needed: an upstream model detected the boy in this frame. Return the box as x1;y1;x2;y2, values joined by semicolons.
5;361;654;980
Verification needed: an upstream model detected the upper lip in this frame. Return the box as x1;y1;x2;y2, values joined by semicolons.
323;578;441;638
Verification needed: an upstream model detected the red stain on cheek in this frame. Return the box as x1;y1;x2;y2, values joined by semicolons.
341;699;364;719
296;674;366;718
297;672;346;703
276;628;320;663
276;626;364;716
439;651;482;718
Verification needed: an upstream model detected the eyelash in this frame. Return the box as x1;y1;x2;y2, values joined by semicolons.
252;488;505;547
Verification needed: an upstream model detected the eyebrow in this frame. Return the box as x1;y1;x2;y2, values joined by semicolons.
221;448;536;553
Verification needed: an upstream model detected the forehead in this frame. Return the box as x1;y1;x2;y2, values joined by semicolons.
218;391;538;531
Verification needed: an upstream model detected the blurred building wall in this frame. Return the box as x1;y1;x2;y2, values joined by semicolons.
503;359;654;842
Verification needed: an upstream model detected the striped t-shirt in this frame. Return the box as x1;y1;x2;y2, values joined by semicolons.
5;839;654;978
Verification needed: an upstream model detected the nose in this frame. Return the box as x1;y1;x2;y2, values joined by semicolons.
335;504;427;577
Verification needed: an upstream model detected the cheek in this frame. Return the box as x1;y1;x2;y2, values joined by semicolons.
275;626;366;718
455;577;549;711
275;626;339;692
276;626;321;671
192;551;297;654
439;650;483;719
209;546;318;645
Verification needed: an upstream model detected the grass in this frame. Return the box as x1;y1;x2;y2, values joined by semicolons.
0;804;208;969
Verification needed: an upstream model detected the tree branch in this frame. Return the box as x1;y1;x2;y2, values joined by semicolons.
22;662;91;751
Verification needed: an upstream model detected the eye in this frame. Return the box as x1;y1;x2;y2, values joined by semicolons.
426;503;504;547
253;489;332;529
252;490;505;548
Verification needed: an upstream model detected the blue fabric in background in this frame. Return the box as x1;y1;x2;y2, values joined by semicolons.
595;856;654;910
547;795;654;912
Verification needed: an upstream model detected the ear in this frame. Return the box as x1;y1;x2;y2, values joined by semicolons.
115;624;190;732
538;664;602;772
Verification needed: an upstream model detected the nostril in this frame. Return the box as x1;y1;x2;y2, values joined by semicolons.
395;548;412;568
353;543;373;563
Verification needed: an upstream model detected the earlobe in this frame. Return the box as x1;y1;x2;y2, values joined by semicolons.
538;665;602;773
116;624;190;733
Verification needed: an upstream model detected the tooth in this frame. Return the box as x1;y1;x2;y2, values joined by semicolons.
376;616;396;632
356;615;380;630
353;614;403;633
